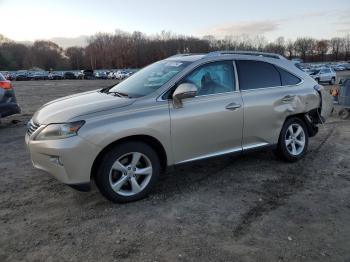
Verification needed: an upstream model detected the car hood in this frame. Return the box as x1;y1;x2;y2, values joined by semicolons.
33;90;135;124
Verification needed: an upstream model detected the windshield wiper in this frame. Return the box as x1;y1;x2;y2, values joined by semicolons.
100;86;131;98
100;85;114;93
109;91;131;98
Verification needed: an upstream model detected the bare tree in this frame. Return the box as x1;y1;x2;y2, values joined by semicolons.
343;34;350;61
330;37;344;61
294;37;314;62
315;40;329;62
285;39;295;59
65;47;84;70
1;31;350;70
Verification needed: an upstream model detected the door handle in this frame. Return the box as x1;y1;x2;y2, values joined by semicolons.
225;103;241;111
282;95;296;102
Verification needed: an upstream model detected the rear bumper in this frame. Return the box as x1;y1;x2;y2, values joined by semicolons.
0;103;21;118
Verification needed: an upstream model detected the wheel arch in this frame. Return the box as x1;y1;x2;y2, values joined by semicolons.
281;112;318;138
90;135;168;180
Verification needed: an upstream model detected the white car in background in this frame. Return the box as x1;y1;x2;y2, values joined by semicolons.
115;70;130;80
309;67;336;85
333;64;346;71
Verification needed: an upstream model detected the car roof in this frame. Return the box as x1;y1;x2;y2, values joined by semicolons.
163;51;310;82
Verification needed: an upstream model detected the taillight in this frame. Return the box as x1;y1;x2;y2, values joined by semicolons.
0;81;12;90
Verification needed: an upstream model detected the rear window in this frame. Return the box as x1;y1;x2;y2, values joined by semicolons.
275;67;301;85
236;60;281;90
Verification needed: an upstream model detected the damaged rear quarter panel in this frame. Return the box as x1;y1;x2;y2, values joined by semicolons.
242;85;320;146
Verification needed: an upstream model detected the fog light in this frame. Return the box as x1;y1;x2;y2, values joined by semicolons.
50;156;63;166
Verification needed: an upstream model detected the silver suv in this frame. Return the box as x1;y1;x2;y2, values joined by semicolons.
25;51;333;203
310;67;337;85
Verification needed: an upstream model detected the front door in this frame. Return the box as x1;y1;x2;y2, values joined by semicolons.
169;61;244;164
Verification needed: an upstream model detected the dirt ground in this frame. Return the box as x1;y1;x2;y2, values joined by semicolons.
0;75;350;262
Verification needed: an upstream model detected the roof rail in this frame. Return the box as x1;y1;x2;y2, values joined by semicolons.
168;53;205;58
206;51;286;60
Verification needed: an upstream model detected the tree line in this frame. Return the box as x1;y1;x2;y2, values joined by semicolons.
0;31;350;71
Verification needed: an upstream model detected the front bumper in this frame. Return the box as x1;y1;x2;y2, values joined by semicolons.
25;133;100;187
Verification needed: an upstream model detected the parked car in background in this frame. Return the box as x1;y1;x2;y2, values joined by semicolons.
82;69;95;80
309;67;336;84
31;72;49;80
63;72;76;80
75;71;83;79
333;64;346;71
26;51;333;203
0;73;21;118
302;68;312;74
48;72;63;80
15;72;31;81
3;72;15;81
115;70;130;80
108;71;115;79
94;72;108;79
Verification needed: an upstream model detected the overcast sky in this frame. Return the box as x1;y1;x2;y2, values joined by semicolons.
1;0;349;43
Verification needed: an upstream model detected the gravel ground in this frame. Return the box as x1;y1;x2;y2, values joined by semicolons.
0;77;350;262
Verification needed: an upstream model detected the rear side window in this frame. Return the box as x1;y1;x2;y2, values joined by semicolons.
236;60;281;90
275;67;301;86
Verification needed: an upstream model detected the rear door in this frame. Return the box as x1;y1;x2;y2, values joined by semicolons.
236;60;303;148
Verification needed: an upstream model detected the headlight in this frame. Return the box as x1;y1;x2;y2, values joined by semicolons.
35;121;85;140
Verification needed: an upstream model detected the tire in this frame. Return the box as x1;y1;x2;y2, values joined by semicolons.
329;77;336;85
95;142;161;203
338;108;350;120
277;117;309;162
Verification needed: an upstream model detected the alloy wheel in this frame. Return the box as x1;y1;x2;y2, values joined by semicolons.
109;152;153;196
285;123;306;156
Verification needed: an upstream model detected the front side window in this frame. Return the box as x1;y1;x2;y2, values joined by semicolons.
181;61;235;96
236;60;281;90
108;60;190;97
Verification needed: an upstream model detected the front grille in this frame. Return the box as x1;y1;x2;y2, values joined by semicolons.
27;120;40;136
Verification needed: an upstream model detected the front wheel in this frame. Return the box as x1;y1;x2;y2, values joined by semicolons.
95;142;161;203
277;118;309;162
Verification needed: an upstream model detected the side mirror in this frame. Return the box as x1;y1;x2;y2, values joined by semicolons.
172;83;197;108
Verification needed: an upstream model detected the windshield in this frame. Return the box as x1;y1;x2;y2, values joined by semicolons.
108;60;190;97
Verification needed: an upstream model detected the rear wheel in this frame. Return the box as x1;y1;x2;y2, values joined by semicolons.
95;142;161;203
277;118;309;162
338;108;350;119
